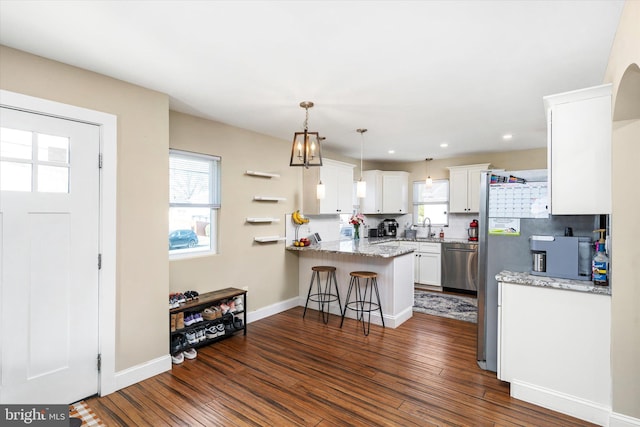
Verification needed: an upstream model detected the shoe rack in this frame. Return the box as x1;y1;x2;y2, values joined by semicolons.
170;287;247;357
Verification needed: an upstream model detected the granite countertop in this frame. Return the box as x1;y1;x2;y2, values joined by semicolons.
285;239;416;258
366;236;472;244
496;270;611;296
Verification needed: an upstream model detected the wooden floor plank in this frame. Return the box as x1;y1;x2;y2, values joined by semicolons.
87;307;596;426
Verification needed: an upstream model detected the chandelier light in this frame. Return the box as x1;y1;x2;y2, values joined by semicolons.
290;101;322;168
425;157;433;188
356;128;367;198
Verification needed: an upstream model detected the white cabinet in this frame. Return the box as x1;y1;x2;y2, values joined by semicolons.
303;159;354;215
498;281;611;423
448;164;490;213
544;84;612;215
397;241;441;286
361;170;409;214
415;242;441;286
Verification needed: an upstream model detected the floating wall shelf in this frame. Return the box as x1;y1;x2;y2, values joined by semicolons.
245;170;280;179
254;236;286;243
246;217;281;223
253;196;286;202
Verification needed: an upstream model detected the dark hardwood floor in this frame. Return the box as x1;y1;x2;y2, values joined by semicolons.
87;307;594;426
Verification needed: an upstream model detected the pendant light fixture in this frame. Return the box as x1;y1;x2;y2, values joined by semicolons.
356;128;367;198
290;101;322;168
425;157;433;188
316;136;326;199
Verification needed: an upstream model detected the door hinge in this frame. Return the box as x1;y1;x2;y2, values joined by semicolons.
98;253;102;270
98;153;103;169
97;354;102;372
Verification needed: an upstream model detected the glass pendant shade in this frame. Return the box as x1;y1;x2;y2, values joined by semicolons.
316;181;326;199
426;176;433;188
356;179;367;198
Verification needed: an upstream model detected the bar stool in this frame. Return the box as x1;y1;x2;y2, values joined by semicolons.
340;271;385;336
303;266;342;324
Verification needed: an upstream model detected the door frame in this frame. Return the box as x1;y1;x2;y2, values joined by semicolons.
0;89;117;396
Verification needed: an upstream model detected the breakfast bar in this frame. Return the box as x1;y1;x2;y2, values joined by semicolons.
287;239;415;328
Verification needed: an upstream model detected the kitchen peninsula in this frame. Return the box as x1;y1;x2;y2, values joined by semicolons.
287;239;415;328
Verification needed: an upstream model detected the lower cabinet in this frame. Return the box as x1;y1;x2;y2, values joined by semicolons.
415;242;441;286
397;241;441;286
170;287;247;356
498;281;611;423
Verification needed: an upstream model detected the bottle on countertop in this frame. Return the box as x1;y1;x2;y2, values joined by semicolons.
592;229;609;286
439;228;444;239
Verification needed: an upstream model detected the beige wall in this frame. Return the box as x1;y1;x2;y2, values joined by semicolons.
604;0;640;418
169;112;301;308
0;46;170;372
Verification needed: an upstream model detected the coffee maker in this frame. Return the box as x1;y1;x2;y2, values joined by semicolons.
529;235;592;281
383;219;398;237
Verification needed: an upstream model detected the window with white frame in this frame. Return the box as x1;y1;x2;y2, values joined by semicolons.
169;149;220;257
413;180;449;227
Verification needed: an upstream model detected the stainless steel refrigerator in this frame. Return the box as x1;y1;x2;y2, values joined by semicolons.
476;170;599;372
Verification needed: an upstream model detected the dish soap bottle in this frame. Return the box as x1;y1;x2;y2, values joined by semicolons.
439;228;444;239
592;229;609;286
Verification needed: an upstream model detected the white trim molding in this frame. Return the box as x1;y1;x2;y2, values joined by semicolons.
610;413;640;427
115;355;171;392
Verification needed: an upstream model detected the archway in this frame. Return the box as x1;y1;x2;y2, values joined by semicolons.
610;62;640;419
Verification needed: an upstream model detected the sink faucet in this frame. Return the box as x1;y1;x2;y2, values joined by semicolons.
422;217;433;238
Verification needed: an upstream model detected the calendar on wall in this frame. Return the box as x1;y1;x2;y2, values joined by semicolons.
488;182;549;219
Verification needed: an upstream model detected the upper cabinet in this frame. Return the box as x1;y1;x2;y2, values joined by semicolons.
544;84;612;215
361;170;409;214
448;164;491;213
303;159;354;215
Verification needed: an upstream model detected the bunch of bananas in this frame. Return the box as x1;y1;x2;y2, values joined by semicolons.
292;210;309;225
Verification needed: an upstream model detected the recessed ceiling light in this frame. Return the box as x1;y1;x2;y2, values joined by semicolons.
388;150;395;154
440;143;448;148
503;134;513;140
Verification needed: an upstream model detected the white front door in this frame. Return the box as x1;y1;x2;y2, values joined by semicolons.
0;107;100;404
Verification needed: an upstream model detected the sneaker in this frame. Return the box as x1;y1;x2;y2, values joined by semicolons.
184;313;196;326
228;301;236;313
171;334;184;354
216;323;225;337
197;327;206;342
185;329;198;345
203;307;219;321
193;312;203;323
220;303;230;314
175;293;186;304
169;295;179;309
171;352;184;364
233;297;244;312
205;324;219;339
233;316;244;330
183;348;197;360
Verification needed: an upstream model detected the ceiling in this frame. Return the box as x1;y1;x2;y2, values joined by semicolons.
0;1;625;162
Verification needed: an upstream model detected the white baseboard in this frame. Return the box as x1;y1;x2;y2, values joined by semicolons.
246;296;299;324
298;298;413;328
511;380;611;426
111;354;171;393
610;412;640;427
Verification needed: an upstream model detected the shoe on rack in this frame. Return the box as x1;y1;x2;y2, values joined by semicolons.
171;352;184;364
183;313;196;326
233;315;244;330
228;301;236;313
169;295;180;309
176;293;186;304
205;324;219;339
185;329;198;345
197;327;206;342
233;297;244;312
176;312;185;329
203;307;218;321
183;348;197;360
193;312;204;323
216;323;225;337
220;303;230;314
171;333;184;354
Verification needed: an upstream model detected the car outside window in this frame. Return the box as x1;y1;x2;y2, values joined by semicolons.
169;149;220;258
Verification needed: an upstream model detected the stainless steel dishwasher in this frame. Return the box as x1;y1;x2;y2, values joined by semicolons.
442;242;478;292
